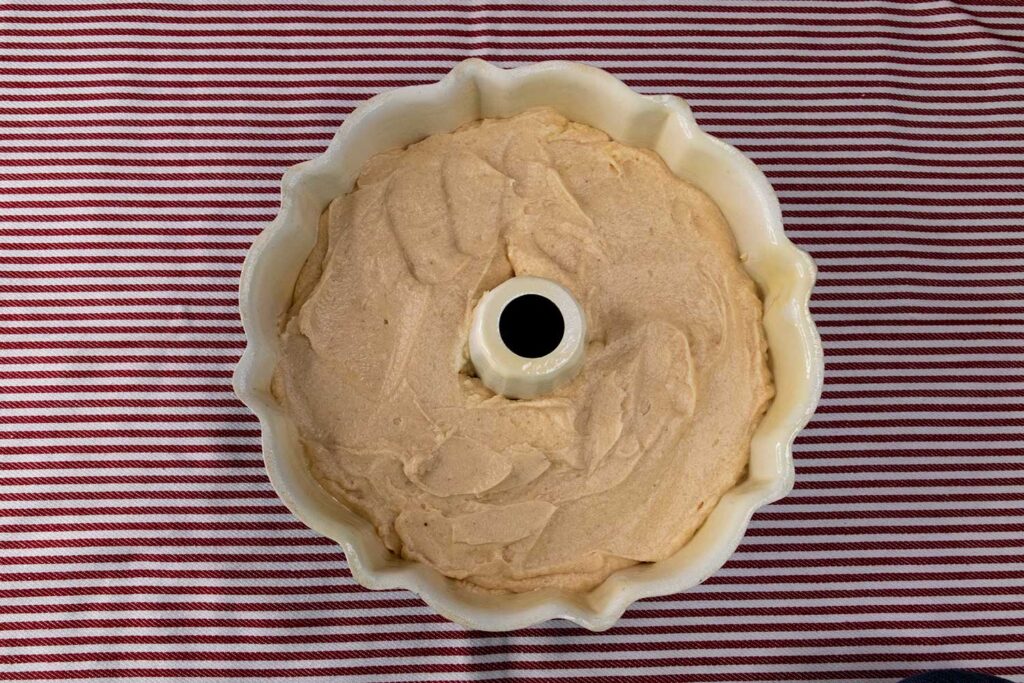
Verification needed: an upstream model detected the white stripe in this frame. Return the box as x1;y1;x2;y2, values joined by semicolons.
4;67;1024;89
820;272;1024;282
819;395;1024;406
0;406;250;417
0;436;259;448
1;34;1021;50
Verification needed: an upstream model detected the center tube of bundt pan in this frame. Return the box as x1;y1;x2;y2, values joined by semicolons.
469;276;586;400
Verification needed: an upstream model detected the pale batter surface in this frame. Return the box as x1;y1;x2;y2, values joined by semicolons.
273;108;773;592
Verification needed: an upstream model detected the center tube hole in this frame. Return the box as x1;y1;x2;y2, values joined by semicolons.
498;294;565;359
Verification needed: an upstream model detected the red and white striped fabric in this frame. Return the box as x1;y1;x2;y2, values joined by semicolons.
1;1;1023;681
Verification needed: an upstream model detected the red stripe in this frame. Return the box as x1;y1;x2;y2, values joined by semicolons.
0;507;288;519
0;649;948;671
2;637;1022;664
798;242;1024;251
0;287;242;295
2;632;1023;652
0;633;1018;666
0;538;331;549
1;49;1021;68
0;458;262;469
747;522;1024;534
0;669;1000;683
728;556;1024;568
774;170;1024;180
826;374;1024;383
0;446;252;456
0;133;330;142
789;477;1024;488
0;172;281;180
0;340;245;349
0;616;443;635
0;491;280;501
0;399;244;409
751;146;1024;158
5;55;1024;73
800;463;1024;475
0;198;280;208
0;474;267;485
812;304;1024;314
712;118;1024;130
6;101;1024;117
817;317;1024;324
796;447;1024;460
0;581;360;598
761;507;1024;519
819;270;1024;279
0;371;231;380
0;610;1018;635
2;32;1023;49
781;226;1024;237
0;232;258;241
738;540;1024;552
0;552;330;566
1;15;1020;30
758;134;1024;144
827;362;1019;370
0;156;305;166
1;3;1020;17
0;565;346;581
0;653;1016;678
822;389;1024;398
823;361;1021;372
5;48;1022;63
0;312;241;321
0;354;240;363
0;428;256;440
0;629;1022;653
0;384;235;394
0;492;276;502
0;324;242;333
0;213;272;222
707;102;1024;113
0;113;1018;131
4;88;1024;105
0;523;307;535
0;668;967;683
813;292;1024;301
815;403;1024;413
0;148;319;158
796;434;1024;444
824;346;1024;356
0;300;238;310
3;186;279;195
786;210;1024;220
0;242;251;251
821;332;1024;341
8;68;1024;88
4;20;1024;36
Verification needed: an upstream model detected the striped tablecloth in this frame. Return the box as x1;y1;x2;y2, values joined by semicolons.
2;1;1023;681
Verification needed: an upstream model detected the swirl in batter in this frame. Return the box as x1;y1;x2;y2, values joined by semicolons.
273;108;773;592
